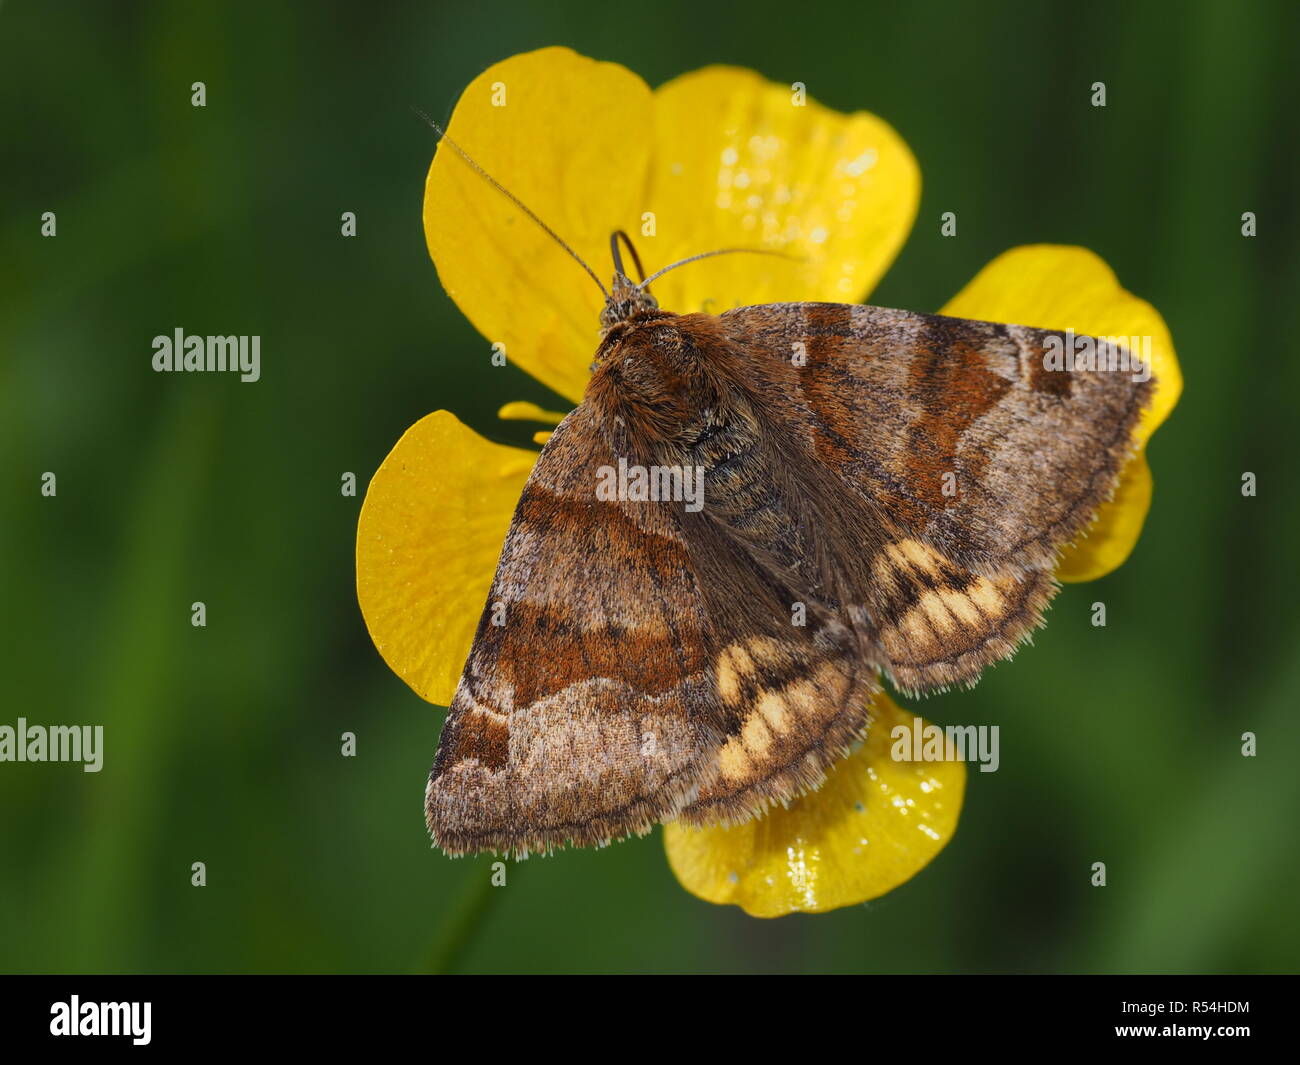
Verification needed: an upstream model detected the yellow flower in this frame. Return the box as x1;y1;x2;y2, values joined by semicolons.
356;47;1181;917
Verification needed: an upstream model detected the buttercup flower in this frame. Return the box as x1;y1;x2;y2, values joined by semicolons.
356;47;1181;917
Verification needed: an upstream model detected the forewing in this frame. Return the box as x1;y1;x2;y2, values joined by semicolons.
426;404;725;857
720;302;1154;574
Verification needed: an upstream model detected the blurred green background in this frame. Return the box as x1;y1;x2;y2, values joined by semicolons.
3;0;1298;974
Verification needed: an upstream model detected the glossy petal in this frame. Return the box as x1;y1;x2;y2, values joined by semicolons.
424;47;653;404
496;400;567;426
356;411;535;706
644;67;920;316
665;693;965;918
940;244;1180;580
1055;451;1153;584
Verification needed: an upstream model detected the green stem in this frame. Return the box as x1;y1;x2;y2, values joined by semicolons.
418;863;514;974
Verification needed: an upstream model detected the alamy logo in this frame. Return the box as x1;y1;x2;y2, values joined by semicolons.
1041;329;1151;383
152;328;261;382
50;997;151;1045
891;718;1000;773
0;718;102;772
595;458;705;512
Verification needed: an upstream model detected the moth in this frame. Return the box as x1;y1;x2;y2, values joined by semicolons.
420;122;1154;858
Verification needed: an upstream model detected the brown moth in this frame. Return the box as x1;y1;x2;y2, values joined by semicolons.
420;125;1154;858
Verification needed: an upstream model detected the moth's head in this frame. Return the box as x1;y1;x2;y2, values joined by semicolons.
600;270;659;332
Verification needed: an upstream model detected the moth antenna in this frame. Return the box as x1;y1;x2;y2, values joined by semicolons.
610;231;647;282
412;106;610;300
639;247;803;290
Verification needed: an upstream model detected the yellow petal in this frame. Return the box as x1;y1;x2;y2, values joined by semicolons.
356;410;535;705
665;693;965;918
940;245;1180;579
644;68;919;315
1055;451;1153;584
496;400;568;426
940;244;1180;446
424;48;653;404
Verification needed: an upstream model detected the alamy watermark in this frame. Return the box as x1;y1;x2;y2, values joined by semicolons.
891;718;999;773
50;996;150;1045
0;718;103;772
595;457;705;512
1042;329;1151;383
152;328;260;382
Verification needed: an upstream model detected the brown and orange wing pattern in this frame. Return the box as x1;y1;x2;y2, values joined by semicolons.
425;404;727;857
720;302;1150;693
722;302;1154;575
430;398;879;850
